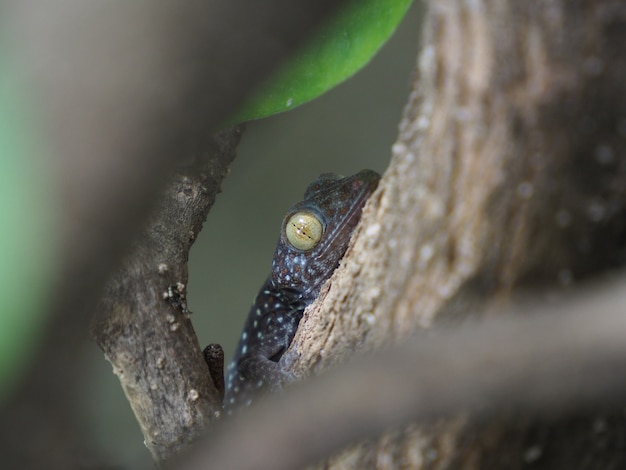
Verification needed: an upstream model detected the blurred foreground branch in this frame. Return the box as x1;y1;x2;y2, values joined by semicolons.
178;276;626;470
0;0;349;467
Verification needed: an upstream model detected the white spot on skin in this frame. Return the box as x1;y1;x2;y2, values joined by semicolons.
241;345;247;355
253;320;258;328
256;380;264;388
241;331;247;341
257;331;264;339
188;389;199;401
170;323;179;332
156;357;165;369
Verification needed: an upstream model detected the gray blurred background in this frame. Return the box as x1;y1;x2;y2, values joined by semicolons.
82;4;422;467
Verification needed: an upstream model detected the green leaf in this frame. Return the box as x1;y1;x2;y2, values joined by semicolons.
0;49;57;404
231;0;414;123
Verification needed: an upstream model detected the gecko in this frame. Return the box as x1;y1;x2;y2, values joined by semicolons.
205;169;380;411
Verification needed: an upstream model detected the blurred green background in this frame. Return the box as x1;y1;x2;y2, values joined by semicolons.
82;4;422;467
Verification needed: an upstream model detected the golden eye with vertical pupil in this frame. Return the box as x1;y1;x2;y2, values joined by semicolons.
285;211;323;250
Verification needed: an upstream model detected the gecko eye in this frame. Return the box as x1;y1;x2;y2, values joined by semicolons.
285;211;323;251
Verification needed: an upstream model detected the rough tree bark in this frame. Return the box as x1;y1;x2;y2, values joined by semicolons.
288;0;626;468
93;128;242;463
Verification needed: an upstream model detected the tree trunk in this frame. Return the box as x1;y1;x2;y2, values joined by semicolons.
292;0;626;468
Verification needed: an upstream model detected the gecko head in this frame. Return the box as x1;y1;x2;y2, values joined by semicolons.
270;169;380;300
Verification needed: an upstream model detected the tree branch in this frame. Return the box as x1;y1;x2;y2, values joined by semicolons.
93;128;242;464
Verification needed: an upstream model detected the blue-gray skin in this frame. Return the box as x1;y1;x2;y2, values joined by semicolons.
224;169;380;411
